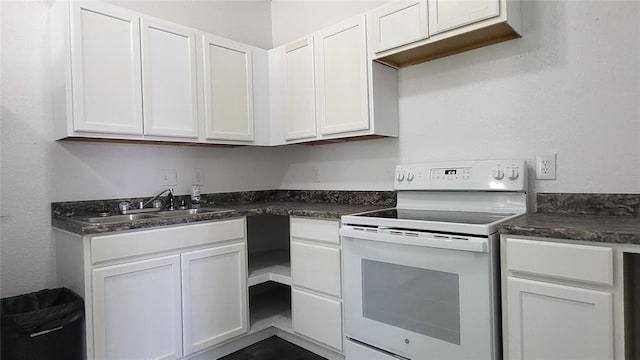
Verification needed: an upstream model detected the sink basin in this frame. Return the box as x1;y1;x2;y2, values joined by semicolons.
77;213;160;224
155;208;233;217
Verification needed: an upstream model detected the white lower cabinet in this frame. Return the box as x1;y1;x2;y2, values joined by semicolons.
290;217;343;352
181;243;248;356
55;218;248;360
506;277;613;360
502;236;617;360
92;255;183;360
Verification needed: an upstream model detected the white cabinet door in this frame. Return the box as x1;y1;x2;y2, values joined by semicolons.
428;0;500;36
92;255;182;360
506;277;613;360
283;38;317;141
181;243;248;355
292;289;343;351
316;16;370;136
202;35;254;142
70;2;143;135
291;241;341;297
141;17;198;138
369;1;428;53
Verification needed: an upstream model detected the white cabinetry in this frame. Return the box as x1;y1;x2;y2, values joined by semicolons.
428;0;499;35
181;243;248;355
502;236;616;360
316;16;370;136
141;17;199;139
52;1;143;137
283;38;317;141
369;1;428;53
370;0;521;68
201;35;254;142
290;217;343;351
271;15;398;145
92;255;183;360
55;218;248;360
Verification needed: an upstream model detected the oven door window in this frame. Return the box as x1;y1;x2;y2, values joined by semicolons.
362;259;461;345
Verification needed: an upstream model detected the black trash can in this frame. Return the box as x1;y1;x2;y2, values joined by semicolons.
1;287;84;360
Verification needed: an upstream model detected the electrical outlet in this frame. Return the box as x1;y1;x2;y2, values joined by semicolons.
193;168;204;185
311;165;321;183
536;154;557;180
160;169;177;186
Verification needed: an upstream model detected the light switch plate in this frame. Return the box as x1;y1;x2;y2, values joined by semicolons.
160;169;177;186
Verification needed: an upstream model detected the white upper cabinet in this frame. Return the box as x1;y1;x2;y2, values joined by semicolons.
369;1;428;53
428;0;500;35
283;38;317;141
69;2;143;135
315;16;370;136
141;17;199;138
201;35;255;142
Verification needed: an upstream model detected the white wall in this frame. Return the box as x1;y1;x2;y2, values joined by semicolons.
0;0;281;297
277;0;640;195
109;0;272;48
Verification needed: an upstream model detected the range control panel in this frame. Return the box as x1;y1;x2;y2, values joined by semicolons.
395;160;527;191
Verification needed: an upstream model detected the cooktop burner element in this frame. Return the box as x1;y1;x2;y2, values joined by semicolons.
356;208;516;225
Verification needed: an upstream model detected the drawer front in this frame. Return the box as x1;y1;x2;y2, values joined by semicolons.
292;288;343;351
291;241;341;297
290;217;340;244
91;218;245;264
506;238;613;286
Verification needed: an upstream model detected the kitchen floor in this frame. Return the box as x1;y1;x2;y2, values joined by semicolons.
220;336;327;360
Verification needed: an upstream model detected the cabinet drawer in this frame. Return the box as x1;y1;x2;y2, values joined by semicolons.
291;241;341;297
91;218;245;264
506;238;613;286
292;289;343;351
290;217;339;244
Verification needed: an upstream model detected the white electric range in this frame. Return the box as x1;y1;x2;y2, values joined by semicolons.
340;159;528;360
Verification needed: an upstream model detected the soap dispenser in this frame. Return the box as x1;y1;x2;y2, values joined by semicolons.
191;185;201;209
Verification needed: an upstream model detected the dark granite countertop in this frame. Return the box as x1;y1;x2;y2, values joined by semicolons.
52;190;395;236
499;193;640;245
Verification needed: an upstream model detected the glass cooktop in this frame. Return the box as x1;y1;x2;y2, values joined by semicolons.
356;209;515;225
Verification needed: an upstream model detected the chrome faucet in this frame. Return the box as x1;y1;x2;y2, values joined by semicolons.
141;188;173;209
119;188;173;214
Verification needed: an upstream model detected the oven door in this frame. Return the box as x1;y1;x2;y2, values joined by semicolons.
341;227;499;360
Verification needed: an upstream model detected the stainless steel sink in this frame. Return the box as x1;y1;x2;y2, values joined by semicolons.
77;213;160;224
155;208;233;217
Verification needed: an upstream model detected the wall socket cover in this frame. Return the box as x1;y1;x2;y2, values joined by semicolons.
160;169;177;186
193;168;204;185
536;154;557;180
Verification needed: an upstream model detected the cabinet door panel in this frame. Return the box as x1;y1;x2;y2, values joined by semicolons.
428;0;500;35
71;2;143;135
284;38;316;141
202;36;254;141
292;289;343;351
370;1;428;53
291;241;341;297
92;255;182;360
506;277;613;360
316;16;369;136
182;243;248;355
141;18;198;138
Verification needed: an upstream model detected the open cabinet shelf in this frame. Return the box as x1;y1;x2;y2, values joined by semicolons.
249;282;292;334
248;249;291;287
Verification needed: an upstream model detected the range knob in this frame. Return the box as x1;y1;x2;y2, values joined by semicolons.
492;169;504;180
507;169;519;180
407;172;415;181
397;172;405;182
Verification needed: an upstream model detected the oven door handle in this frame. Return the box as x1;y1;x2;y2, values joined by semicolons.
340;227;488;253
